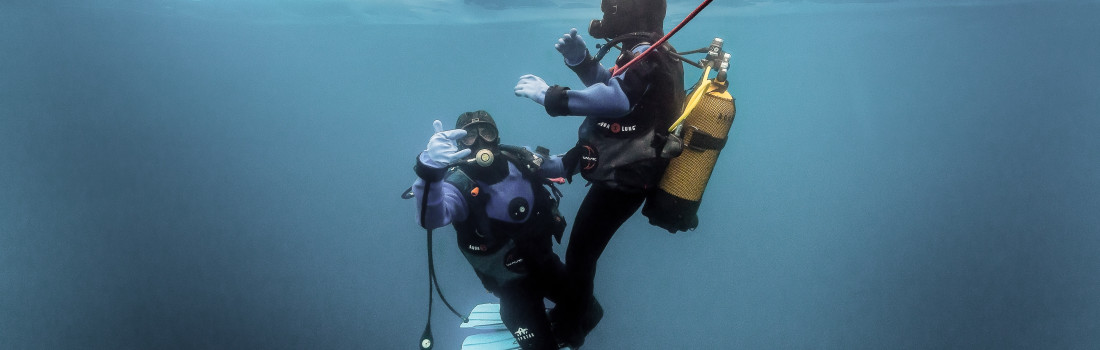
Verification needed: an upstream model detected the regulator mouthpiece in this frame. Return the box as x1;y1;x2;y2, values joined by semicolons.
472;149;494;167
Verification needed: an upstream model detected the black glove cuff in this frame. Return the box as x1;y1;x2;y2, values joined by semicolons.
413;154;447;182
567;52;598;75
544;85;572;117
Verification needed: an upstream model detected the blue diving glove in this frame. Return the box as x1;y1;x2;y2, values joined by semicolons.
555;28;588;66
514;74;550;105
422;120;471;168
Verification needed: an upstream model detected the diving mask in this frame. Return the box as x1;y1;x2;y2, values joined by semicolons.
460;124;499;147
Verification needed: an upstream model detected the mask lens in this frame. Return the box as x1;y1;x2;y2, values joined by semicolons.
461;124;498;146
479;125;498;143
461;128;478;146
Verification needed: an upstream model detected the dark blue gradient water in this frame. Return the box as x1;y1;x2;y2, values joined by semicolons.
2;1;1098;349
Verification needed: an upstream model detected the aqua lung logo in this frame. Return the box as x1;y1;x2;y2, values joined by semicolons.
467;244;487;251
514;328;534;342
597;121;637;134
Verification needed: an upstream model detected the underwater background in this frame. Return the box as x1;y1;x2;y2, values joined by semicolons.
2;0;1099;349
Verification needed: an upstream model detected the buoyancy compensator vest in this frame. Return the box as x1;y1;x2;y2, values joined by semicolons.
574;35;685;193
445;145;567;292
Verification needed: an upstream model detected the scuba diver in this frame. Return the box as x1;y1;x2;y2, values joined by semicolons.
411;110;578;350
513;0;685;346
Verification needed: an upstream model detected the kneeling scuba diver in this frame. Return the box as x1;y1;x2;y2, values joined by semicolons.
411;110;591;350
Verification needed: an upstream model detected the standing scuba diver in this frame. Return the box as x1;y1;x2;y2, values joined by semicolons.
513;0;685;347
411;111;578;350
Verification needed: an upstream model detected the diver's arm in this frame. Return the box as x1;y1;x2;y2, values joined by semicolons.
557;27;610;87
548;78;632;118
413;153;469;229
546;45;653;118
534;154;573;179
545;71;649;118
568;55;612;87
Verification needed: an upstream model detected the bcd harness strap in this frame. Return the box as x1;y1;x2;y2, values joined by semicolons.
682;126;727;152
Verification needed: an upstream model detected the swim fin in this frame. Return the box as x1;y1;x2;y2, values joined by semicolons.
461;330;520;350
461;303;507;330
460;303;574;350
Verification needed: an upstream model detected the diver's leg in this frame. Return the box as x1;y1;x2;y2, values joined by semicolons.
520;237;580;347
567;185;646;304
498;281;559;350
556;185;645;346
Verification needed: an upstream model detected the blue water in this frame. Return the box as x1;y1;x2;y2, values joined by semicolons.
2;1;1099;349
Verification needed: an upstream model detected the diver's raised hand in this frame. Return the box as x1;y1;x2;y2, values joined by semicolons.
556;28;588;66
514;74;550;105
422;120;471;167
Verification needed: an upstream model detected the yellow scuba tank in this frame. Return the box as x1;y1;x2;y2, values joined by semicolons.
643;38;735;233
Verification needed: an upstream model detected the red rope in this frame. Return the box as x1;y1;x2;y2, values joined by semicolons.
611;0;714;77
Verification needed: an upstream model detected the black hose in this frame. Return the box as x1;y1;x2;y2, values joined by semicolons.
417;181;469;349
678;47;711;55
428;227;467;321
419;183;435;349
670;51;704;68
